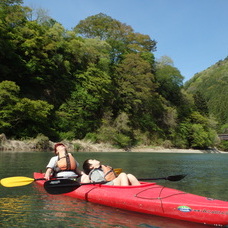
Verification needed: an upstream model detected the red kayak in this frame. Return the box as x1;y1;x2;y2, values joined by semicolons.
34;172;228;226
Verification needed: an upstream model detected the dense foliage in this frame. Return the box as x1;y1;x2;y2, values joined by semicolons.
185;57;228;150
185;58;228;127
0;0;221;150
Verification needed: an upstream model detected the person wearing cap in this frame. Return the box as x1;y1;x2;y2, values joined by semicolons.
44;143;89;183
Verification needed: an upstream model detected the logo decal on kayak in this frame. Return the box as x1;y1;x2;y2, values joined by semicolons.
49;180;61;184
178;206;192;212
206;198;215;201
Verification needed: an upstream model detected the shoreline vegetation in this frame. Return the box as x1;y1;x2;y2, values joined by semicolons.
0;134;226;154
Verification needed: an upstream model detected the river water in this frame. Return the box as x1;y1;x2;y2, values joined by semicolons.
0;151;228;228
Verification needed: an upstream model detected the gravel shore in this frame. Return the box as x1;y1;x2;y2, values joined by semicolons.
0;135;226;153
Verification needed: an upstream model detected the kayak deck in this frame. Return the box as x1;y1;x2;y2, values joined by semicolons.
34;172;228;226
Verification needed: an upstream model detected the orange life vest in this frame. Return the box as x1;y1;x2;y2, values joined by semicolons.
57;152;77;171
101;165;117;181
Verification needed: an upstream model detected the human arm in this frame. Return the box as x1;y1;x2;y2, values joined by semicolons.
44;168;53;180
75;166;90;183
44;156;57;180
75;167;85;176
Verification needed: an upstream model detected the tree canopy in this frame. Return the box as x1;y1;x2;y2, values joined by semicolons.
0;2;220;150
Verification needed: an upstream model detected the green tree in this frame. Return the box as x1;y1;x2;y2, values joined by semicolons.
0;81;20;131
115;53;156;113
184;57;228;126
0;0;30;82
13;98;54;137
96;112;133;149
67;37;111;71
190;124;213;148
56;65;112;139
0;81;54;138
173;111;216;149
156;56;184;106
75;13;156;62
12;21;76;106
193;91;209;116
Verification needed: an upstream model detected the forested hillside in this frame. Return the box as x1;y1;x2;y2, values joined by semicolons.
0;0;222;150
185;57;228;128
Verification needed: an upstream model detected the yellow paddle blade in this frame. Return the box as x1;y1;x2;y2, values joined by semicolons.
1;176;35;187
114;168;122;176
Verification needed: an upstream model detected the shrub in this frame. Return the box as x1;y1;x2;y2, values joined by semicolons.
74;143;82;152
113;133;132;150
59;131;75;140
35;134;49;150
84;132;98;143
162;140;173;148
218;140;228;151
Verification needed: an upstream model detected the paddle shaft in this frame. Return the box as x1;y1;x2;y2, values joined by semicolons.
138;177;168;181
44;174;186;194
138;174;186;182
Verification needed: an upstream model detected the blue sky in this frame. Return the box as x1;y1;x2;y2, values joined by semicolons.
22;0;228;82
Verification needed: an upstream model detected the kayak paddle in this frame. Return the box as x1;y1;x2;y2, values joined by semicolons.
114;168;122;175
44;179;108;194
44;174;187;195
0;168;122;188
138;174;187;182
0;176;79;187
1;176;47;187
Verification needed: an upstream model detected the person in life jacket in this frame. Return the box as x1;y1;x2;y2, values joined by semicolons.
44;143;89;183
83;159;140;186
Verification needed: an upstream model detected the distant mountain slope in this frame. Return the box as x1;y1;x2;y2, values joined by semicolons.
184;57;228;125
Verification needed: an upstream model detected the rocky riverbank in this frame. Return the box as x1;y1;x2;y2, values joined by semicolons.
0;133;226;153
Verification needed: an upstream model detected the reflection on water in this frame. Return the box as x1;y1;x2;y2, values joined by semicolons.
0;151;228;227
0;196;31;225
